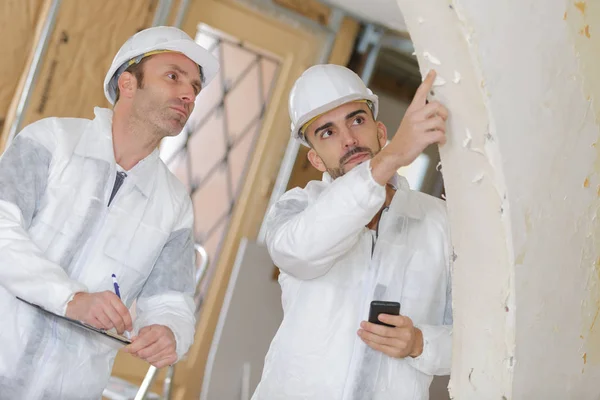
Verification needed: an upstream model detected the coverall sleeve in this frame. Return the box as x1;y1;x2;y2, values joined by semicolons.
405;299;452;375
265;161;386;280
0;121;87;316
134;196;196;361
406;215;454;376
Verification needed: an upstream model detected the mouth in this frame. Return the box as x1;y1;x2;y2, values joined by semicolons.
343;152;369;165
170;106;188;118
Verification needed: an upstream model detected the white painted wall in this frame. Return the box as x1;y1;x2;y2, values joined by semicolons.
395;0;600;399
201;239;284;400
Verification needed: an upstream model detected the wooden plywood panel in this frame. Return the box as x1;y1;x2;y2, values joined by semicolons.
18;0;158;128
273;0;331;25
328;17;361;66
0;0;46;138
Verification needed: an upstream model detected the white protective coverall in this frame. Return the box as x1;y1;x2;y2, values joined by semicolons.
253;160;453;400
0;108;196;399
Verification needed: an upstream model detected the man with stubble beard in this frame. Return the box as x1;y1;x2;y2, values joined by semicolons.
253;65;453;400
0;26;218;399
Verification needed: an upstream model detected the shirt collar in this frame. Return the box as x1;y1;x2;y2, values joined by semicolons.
75;107;158;198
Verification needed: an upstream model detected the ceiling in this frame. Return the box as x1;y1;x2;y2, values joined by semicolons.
319;0;408;33
315;0;418;88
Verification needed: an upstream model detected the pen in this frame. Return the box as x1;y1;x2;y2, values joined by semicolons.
111;273;131;340
111;274;121;299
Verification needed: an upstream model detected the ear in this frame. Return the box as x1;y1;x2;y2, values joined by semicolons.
376;121;388;148
307;148;327;172
117;71;137;100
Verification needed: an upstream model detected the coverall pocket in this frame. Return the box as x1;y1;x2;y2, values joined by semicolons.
103;224;169;275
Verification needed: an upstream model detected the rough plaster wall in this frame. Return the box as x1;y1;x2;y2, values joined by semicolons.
565;0;600;395
396;0;600;399
396;1;515;398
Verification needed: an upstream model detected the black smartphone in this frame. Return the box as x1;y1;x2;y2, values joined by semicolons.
368;300;401;327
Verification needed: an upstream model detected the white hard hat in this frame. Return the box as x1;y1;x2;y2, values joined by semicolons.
289;64;379;147
103;26;219;105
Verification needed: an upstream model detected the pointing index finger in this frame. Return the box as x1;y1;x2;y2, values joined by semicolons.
408;70;437;112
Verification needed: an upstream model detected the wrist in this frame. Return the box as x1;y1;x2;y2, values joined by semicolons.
371;148;405;186
410;327;424;358
65;292;80;317
69;291;85;303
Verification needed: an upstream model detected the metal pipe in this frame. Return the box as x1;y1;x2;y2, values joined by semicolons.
257;8;345;243
6;0;62;146
151;0;173;27
195;243;210;285
360;40;381;86
173;0;191;28
162;365;175;399
240;362;251;400
133;366;159;400
380;35;414;55
358;25;384;85
315;8;344;66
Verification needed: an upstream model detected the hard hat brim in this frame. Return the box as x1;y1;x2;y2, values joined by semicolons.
104;39;219;105
292;93;379;147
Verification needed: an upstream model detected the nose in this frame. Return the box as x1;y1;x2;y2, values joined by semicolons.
179;84;196;104
339;126;358;148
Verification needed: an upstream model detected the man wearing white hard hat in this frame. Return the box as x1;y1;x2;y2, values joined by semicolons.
253;65;452;399
0;26;218;398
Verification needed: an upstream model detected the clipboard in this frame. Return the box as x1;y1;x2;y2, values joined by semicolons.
17;297;132;345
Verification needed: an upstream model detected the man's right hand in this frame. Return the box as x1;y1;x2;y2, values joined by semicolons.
371;70;448;186
66;291;133;334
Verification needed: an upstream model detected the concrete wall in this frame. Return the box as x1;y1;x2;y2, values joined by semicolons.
396;0;600;398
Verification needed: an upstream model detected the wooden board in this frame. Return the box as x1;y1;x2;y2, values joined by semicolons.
0;0;46;149
7;0;159;134
273;0;331;25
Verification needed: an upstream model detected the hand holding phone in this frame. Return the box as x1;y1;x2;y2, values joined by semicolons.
368;300;401;328
361;300;423;358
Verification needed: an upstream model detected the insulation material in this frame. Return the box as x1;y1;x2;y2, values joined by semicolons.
17;0;158;129
0;0;46;134
396;0;600;399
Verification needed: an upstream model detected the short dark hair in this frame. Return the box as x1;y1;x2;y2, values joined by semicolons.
114;56;151;103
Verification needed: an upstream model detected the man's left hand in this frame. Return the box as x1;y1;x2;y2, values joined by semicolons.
123;325;177;368
358;314;423;359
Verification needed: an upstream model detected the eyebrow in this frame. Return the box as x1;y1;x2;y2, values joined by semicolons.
346;109;367;120
313;109;368;137
168;64;202;93
314;122;333;137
